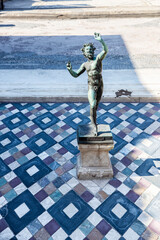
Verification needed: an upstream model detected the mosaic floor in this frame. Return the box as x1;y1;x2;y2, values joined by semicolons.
0;102;160;240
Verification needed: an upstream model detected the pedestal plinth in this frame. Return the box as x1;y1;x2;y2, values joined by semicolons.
77;124;114;179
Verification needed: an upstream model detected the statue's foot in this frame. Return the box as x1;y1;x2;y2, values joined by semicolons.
93;124;98;137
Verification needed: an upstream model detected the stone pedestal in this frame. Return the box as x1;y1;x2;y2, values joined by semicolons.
77;124;114;179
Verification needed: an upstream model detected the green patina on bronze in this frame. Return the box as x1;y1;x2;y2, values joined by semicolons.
66;33;108;136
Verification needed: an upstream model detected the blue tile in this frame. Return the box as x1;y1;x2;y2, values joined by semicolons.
53;177;65;188
0;177;7;187
124;178;136;189
1;190;44;235
64;112;90;130
4;189;17;202
135;158;160;188
25;132;56;155
131;133;160;156
27;219;42;235
41;103;61;110
131;220;146;235
126;112;154;130
124;103;146;110
97;112;122;129
48;190;93;235
14;157;51;187
3;112;29;130
13;103;33;110
79;219;94;235
110;133;127;155
0;132;21;154
33;112;58;130
60;133;79;155
99;103;118;111
96;190;142;235
50;190;63;202
0;158;11;177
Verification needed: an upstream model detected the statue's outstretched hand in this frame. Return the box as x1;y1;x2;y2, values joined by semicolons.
94;32;102;41
66;61;72;70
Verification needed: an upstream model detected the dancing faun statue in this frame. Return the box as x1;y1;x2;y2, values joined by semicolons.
66;33;108;136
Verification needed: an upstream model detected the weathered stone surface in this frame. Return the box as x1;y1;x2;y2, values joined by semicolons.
77;124;114;179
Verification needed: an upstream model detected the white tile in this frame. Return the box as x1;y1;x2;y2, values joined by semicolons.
88;197;101;210
41;197;54;210
105;228;121;240
67;178;79;188
70;139;77;147
154;160;160;168
42;117;51;124
87;212;102;226
29;182;41;195
136;117;145;124
123;135;133;142
26;165;39;176
52;228;68;240
114;152;124;161
4;171;16;181
14;183;27;195
138;212;153;226
80;180;100;195
0;151;11;160
123;228;139;240
17;227;32;240
35;138;46;147
0;196;7;208
1;138;11;146
103;184;115;195
63;203;79;218
142;138;152;147
59;183;71;195
128;162;139;171
105;117;113;124
38;211;52;225
115;161;125;171
111;203;127;218
57;121;65;127
117;184;130;195
54;135;63;142
26;152;36;160
9;161;20;170
73;117;82;124
63;152;74;161
70;228;85;240
130;172;141;183
38;152;49;160
0;228;14;240
115;172;127;182
14;203;30;218
20;135;29;142
148;166;159;175
11;117;20;124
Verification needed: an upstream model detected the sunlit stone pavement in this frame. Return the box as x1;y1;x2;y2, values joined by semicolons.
0;102;160;240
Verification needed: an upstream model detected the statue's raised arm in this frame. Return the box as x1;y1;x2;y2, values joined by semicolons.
94;32;108;61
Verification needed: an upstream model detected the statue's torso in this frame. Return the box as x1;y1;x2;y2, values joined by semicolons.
84;59;103;88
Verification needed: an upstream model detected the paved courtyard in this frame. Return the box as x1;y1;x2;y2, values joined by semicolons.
0;102;160;240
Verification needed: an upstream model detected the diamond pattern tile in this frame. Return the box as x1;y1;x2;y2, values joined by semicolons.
0;102;160;239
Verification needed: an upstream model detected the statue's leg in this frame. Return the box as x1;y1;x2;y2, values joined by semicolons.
96;84;103;111
88;86;98;136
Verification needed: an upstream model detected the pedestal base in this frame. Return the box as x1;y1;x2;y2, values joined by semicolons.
77;124;114;180
77;156;113;179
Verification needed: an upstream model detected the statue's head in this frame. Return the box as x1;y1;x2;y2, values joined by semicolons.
81;43;96;60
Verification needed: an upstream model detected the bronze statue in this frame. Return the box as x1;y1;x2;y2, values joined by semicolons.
66;33;108;136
